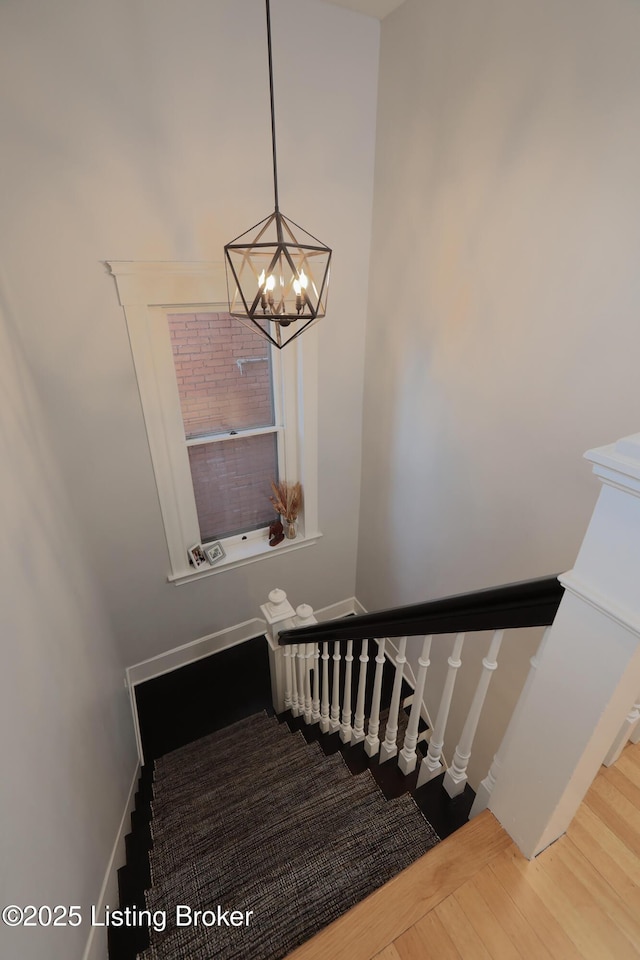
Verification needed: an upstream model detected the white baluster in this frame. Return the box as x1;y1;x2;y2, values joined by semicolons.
290;643;300;716
380;636;407;763
320;643;330;733
312;644;321;723
443;630;504;798
352;640;370;744
283;645;293;711
365;638;386;757
604;692;640;766
398;636;432;775
292;603;317;725
330;642;341;734
417;633;466;787
304;644;313;723
296;645;306;720
471;626;550;818
340;640;354;743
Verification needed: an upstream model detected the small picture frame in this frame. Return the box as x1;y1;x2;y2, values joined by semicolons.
188;543;209;569
205;541;226;566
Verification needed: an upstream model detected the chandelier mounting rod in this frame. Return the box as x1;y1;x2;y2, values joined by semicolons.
265;0;281;227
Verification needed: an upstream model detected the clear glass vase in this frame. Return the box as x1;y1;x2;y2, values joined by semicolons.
285;518;297;539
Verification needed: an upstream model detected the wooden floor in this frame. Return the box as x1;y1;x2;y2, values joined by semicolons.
287;740;640;960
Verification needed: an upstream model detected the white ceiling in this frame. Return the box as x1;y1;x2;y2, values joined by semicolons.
319;0;406;20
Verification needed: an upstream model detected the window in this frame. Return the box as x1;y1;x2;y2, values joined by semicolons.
168;310;279;540
108;261;319;581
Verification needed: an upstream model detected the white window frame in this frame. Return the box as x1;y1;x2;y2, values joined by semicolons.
108;261;320;583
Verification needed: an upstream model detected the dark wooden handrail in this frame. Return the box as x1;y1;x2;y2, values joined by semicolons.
278;575;564;646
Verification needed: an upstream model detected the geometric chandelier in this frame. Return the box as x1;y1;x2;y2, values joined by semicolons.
224;0;332;350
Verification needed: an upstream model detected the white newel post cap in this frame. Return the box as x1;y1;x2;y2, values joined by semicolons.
567;430;640;619
294;603;317;627
584;432;640;494
260;588;296;627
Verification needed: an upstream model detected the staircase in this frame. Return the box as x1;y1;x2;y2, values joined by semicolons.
112;567;640;958
110;708;445;960
109;430;640;959
112;576;564;959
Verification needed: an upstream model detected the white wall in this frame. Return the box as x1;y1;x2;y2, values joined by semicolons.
358;0;640;608
0;0;379;666
0;284;137;959
357;0;640;780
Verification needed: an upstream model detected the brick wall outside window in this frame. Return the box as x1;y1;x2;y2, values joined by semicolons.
188;435;278;540
168;312;273;438
168;312;278;540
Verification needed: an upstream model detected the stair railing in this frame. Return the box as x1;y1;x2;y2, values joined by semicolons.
264;576;564;812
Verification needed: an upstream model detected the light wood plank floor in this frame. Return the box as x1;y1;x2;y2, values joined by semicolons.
287;740;640;960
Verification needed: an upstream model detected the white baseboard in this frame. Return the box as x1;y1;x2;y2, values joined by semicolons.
314;596;364;622
126;617;268;688
82;762;140;960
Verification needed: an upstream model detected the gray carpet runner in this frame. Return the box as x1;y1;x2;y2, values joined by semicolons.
138;712;439;960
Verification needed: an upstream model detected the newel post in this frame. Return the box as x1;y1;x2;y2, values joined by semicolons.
490;433;640;858
261;588;296;714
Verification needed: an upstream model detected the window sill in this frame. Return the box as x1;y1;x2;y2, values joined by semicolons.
167;530;323;585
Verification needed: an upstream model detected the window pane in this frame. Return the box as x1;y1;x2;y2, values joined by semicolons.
188;433;278;541
168;311;274;439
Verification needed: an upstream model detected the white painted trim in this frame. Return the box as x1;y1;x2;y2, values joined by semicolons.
107;259;229;307
128;673;144;763
107;260;319;580
585;433;640;496
168;531;322;584
126;618;267;688
314;596;364;622
82;762;140;960
351;597;368;616
559;570;640;638
185;425;280;446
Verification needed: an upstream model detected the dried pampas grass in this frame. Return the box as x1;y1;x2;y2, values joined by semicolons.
270;480;303;521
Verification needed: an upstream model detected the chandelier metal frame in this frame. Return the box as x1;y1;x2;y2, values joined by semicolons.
224;0;332;349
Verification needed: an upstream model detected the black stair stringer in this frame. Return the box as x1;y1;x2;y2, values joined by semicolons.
108;763;154;960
